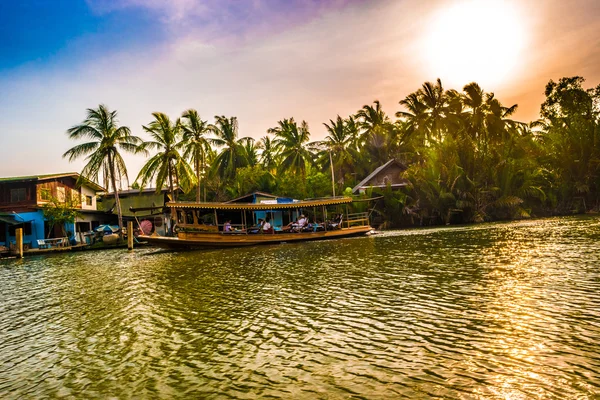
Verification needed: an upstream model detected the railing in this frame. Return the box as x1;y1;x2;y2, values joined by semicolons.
345;212;370;227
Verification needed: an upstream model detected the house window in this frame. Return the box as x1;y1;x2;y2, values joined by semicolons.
10;188;26;202
76;222;91;232
71;190;80;204
56;187;66;202
86;196;93;206
40;188;51;201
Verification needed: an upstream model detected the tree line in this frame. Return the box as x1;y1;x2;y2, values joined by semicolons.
64;76;600;230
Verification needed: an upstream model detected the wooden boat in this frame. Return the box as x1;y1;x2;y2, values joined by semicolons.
139;197;372;249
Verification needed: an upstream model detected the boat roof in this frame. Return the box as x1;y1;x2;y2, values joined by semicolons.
167;197;353;210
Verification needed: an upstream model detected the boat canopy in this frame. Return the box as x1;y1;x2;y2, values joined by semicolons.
166;197;353;210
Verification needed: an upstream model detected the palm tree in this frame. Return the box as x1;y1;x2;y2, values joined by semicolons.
181;109;211;202
209;116;248;181
398;79;448;145
356;100;391;144
258;136;278;172
268;118;313;180
397;92;429;145
320;115;354;186
63;104;145;235
136;112;195;201
239;137;260;167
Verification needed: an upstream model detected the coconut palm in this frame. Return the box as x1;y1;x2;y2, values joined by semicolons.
258;136;278;172
239;137;260;167
268;118;313;180
181;109;211;202
208;115;249;181
319;115;355;186
356;100;391;143
136;112;195;201
63;104;145;235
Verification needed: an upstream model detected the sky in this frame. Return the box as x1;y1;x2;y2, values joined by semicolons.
1;0;600;184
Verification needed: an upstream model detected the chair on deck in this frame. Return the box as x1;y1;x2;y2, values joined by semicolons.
37;239;48;249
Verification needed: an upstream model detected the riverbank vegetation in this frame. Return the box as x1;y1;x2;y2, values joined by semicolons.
65;76;600;228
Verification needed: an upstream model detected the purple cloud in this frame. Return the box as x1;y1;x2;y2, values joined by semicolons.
86;0;365;41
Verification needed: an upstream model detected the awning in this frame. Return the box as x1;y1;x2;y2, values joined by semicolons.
0;213;20;225
167;197;354;211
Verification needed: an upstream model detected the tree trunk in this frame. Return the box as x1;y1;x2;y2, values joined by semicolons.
168;160;175;203
108;151;124;238
196;155;201;203
203;150;207;202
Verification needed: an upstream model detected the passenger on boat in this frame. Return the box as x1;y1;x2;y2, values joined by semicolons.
224;220;232;232
281;218;297;232
328;214;343;229
248;219;264;234
262;217;274;234
308;219;324;232
292;215;308;232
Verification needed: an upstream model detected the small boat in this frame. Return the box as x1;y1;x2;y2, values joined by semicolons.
139;196;372;249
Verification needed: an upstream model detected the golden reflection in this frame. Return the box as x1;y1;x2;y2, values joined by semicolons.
470;225;562;399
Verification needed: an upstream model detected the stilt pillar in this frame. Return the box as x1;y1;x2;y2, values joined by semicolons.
16;228;23;258
127;221;134;250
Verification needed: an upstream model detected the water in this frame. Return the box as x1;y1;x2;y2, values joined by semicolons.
1;216;599;399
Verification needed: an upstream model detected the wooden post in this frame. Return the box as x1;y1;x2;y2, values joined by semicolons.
127;221;134;250
16;227;23;258
329;150;335;197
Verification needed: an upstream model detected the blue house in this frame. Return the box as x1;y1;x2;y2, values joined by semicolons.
0;173;106;250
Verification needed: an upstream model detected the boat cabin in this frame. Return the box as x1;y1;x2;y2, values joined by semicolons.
170;196;367;234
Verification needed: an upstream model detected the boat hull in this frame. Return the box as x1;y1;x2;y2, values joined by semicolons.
140;226;372;249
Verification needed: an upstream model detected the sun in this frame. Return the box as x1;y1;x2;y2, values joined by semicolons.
422;0;528;88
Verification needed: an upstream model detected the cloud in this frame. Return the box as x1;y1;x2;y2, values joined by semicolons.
85;0;365;41
1;0;600;182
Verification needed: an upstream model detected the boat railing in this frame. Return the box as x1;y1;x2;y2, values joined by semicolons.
345;212;370;227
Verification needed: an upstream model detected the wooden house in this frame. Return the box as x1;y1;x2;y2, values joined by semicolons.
0;173;106;249
352;159;409;194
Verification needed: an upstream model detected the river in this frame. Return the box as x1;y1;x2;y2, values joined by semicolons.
1;216;599;398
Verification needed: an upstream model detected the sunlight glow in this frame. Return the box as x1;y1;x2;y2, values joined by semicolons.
423;0;528;88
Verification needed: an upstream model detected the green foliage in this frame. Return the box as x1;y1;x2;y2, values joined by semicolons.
66;76;600;229
136;112;196;200
42;196;82;238
225;166;276;199
63;104;146;233
305;171;332;199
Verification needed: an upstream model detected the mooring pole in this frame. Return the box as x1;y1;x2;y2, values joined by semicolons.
127;221;134;250
16;227;23;258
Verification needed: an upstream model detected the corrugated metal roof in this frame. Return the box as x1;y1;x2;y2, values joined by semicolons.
351;159;406;194
0;172;105;192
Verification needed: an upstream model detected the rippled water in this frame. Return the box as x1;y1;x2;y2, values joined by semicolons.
1;216;600;399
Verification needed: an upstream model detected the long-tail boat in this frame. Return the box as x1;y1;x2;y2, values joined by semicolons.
139;196;372;249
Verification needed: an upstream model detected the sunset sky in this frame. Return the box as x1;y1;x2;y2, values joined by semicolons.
1;0;599;180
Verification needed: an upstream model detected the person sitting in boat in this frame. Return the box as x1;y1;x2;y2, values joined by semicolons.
328;214;343;229
262;217;274;234
248;219;263;234
224;220;232;232
308;219;324;232
281;218;297;232
292;215;308;232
